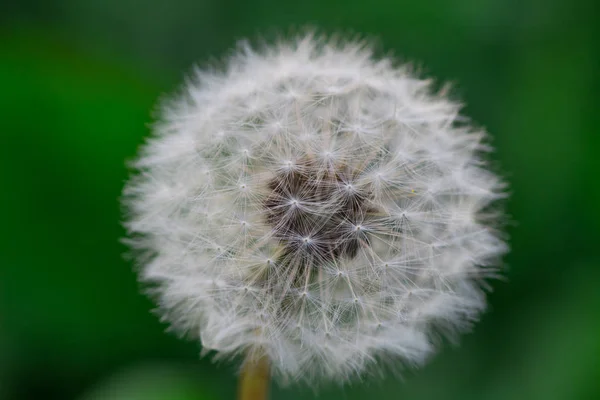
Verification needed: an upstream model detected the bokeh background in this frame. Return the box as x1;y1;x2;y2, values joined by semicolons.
2;1;599;399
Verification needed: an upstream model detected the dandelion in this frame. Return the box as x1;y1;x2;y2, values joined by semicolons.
122;33;507;399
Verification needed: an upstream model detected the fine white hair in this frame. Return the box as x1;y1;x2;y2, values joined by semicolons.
123;33;507;385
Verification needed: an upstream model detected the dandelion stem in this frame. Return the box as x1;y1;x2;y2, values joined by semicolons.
238;352;270;400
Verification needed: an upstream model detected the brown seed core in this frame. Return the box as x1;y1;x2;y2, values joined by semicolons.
264;159;378;265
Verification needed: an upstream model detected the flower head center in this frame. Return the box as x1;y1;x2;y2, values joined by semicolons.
264;159;377;265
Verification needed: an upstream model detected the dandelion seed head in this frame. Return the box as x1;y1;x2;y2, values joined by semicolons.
123;33;508;385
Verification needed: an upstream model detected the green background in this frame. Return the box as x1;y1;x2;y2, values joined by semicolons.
1;1;599;399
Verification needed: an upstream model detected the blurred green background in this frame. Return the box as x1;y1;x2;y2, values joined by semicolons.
1;0;599;399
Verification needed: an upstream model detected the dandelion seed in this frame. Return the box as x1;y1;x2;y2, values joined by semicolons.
122;32;508;393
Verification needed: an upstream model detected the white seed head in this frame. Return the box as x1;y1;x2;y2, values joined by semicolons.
123;34;508;385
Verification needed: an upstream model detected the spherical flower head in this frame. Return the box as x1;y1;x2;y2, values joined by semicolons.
123;34;508;385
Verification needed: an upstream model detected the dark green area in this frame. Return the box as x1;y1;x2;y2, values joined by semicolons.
1;1;598;399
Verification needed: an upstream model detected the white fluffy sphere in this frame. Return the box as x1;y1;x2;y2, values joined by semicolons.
123;34;507;385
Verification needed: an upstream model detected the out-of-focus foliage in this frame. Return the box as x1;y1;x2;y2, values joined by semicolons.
1;1;598;399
